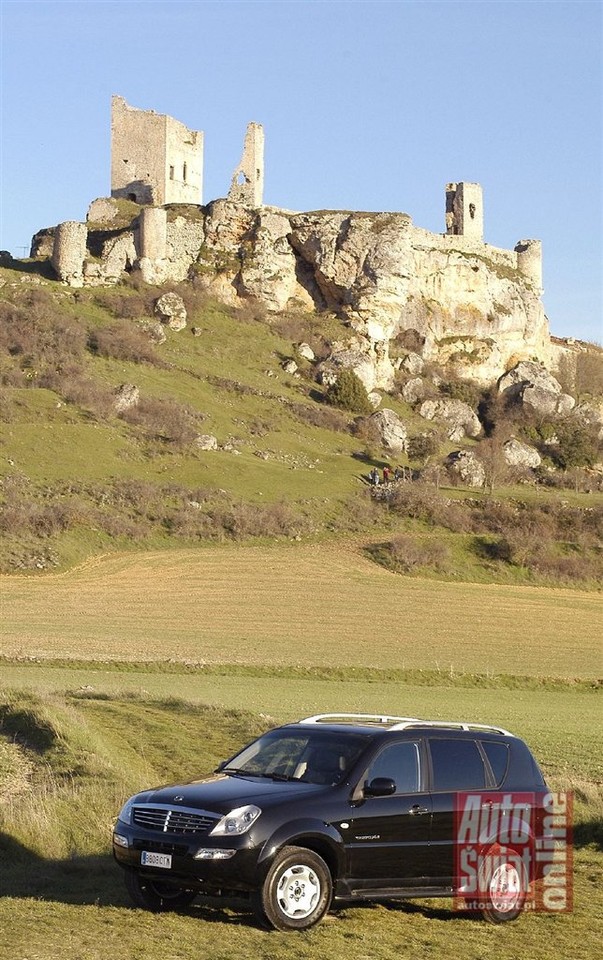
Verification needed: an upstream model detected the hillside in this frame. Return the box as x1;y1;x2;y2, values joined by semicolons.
0;264;602;584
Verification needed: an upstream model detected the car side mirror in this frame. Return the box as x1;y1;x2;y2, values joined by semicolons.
365;777;396;797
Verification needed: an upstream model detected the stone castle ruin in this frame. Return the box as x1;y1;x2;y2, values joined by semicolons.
110;96;204;206
30;95;563;385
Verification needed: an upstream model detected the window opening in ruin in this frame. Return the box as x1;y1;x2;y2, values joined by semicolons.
183;162;187;182
128;193;137;202
169;166;175;180
469;203;476;219
237;172;247;186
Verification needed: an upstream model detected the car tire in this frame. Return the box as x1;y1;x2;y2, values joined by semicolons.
479;846;527;924
124;870;197;912
253;845;333;931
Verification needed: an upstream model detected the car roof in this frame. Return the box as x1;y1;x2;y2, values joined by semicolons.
287;713;516;738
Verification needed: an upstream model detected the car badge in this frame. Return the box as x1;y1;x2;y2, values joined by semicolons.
173;795;184;802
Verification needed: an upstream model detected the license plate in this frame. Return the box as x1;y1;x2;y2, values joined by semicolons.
141;851;172;869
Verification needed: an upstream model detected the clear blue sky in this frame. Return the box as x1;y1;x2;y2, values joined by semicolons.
1;0;601;342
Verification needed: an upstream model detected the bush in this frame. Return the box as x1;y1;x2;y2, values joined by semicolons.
88;321;163;366
439;378;483;408
407;433;439;465
325;370;372;414
387;534;449;574
118;397;199;446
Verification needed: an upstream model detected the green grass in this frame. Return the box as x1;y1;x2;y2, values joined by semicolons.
1;544;600;677
0;687;601;960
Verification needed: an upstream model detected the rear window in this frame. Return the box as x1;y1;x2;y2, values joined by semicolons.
480;740;509;786
429;738;486;791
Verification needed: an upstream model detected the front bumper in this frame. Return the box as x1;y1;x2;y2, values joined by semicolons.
112;820;262;892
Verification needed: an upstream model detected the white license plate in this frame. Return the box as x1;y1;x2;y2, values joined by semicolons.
141;851;172;869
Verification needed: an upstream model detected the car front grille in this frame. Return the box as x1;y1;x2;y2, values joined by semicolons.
132;838;189;856
132;805;217;835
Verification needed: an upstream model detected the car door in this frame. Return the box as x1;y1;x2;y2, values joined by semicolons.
427;736;491;883
343;739;432;886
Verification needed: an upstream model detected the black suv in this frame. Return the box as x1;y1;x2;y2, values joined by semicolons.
113;713;550;931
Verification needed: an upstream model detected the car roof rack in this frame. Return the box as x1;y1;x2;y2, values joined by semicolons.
298;713;514;737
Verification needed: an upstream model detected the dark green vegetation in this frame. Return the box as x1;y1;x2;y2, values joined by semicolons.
0;270;602;586
1;684;601;960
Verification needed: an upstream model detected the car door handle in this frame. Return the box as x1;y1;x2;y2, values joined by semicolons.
409;805;429;815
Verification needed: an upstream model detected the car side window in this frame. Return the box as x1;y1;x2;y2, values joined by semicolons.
429;738;487;791
366;741;420;794
480;740;509;786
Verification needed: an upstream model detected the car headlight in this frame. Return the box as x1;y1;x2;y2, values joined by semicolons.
209;804;261;836
117;799;134;825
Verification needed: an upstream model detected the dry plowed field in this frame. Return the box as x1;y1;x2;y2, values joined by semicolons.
1;543;600;677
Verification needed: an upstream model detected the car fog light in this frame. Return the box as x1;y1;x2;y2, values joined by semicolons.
113;833;129;848
193;848;237;860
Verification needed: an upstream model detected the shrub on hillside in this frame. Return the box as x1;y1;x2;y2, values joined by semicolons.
407;433;440;465
326;370;372;414
438;378;483;408
0;298;87;385
118;397;200;446
386;534;449;574
88;321;163;366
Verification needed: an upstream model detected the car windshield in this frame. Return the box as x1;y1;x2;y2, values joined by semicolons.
222;729;371;786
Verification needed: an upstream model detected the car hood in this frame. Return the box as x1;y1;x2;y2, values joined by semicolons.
132;773;326;814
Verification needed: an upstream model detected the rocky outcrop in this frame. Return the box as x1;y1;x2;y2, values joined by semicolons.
401;377;426;404
503;438;542;469
154;292;187;330
195;434;218;450
418;398;481;441
498;361;575;417
318;339;395;393
446;450;485;488
113;384;140;412
36;199;552;385
369;409;408;454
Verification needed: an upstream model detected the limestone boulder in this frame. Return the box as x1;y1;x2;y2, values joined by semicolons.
446;450;486;488
283;359;298;375
87;198;119;224
154;292;187;331
574;400;603;440
318;339;395;393
401;377;426;405
136;319;167;344
503;438;542;469
498;360;575;417
367;391;382;409
195;434;218;451
297;342;315;361
401;352;424;375
369;409;408;454
113;384;139;412
419;398;481;441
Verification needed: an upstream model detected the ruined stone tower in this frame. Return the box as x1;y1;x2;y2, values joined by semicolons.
227;122;264;208
110;95;203;206
445;182;483;240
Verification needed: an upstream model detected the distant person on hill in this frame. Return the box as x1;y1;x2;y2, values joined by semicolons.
369;467;379;486
383;466;391;484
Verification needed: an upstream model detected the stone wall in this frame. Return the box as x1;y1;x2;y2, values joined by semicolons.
227;123;264;208
51;221;87;286
445;182;483;240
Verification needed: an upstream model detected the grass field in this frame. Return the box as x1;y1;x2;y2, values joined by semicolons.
1;543;601;677
1;542;601;959
0;688;601;960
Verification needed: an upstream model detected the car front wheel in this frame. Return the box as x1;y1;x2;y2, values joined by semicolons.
124;870;198;912
254;846;333;931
